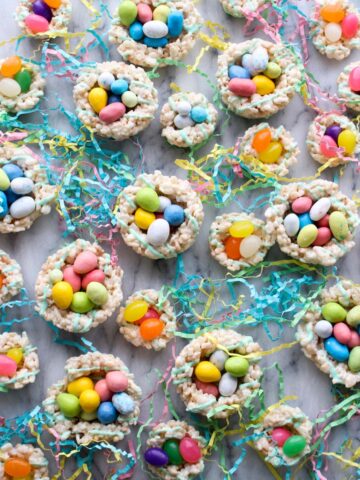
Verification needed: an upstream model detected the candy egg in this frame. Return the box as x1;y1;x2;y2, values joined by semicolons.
146;218;170;246
1;56;22;77
81;411;98;421
33;0;53;22
44;0;61;6
10;196;36;219
298;213;313;230
324;337;349;362
320;135;338;157
195;361;221;383
67;376;94;397
124;300;148;323
264;62;282;79
118;0;138;26
122;91;138;108
348;331;360;348
134;207;156;230
239;235;262;258
82;269;105;289
143;20;168;39
112;392;135;414
346;305;360;327
324;125;342;143
63;266;81;292
333;322;351;345
137;3;153;23
241;53;255;75
52;281;73;309
106;371;129;392
282;435;306;457
190;106;208;123
251;47;269;73
86;281;109;306
157;196;171;213
337;129;357;155
6;348;23;365
317;214;330;228
174;114;195;129
297;225;318;248
56;392;81;418
329;211;349;240
228;78;256;97
320;4;345;23
144;448;169;467
175;101;192;116
110;79;129;96
228;65;251;79
349;66;360;92
88;87;108;114
253;75;275;95
291;196;313;214
135;187;160;212
70;292;94;313
0;169;10;191
324;22;342;43
139;318;165;340
312;227;332;246
271;427;292;447
79;389;101;413
0;191;8;218
144;37;168;48
284;213;300;237
0;354;17;376
163;439;183;466
163;204;185;227
25;13;50;33
252;128;272;153
0;78;21;98
315;319;333;339
94;379;112;401
322;302;347;323
348;346;360;372
224;236;241;260
129;21;144;41
98;71;115;90
97;401;118;424
229;220;254;238
73;250;98;274
341;13;359;38
224;356;249;377
49;269;63;284
4;458;31;477
218;372;238;396
309;198;331;221
179;437;202;464
258;141;283;164
10;177;34;195
167;11;184;37
195;379;219;397
153;5;170;22
209;349;228;371
3;164;24;180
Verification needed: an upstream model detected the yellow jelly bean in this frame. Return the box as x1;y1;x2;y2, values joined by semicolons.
124;300;148;323
337;129;357;155
195;361;221;383
67;376;94;397
6;348;23;365
79;389;101;413
88;87;108;114
229;220;254;238
134;208;155;230
258;141;283;164
52;281;73;309
253;75;275;95
153;5;170;22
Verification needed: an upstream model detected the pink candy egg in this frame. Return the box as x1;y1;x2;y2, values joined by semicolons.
271;427;292;447
73;251;98;274
320;135;338;158
312;227;332;246
137;3;152;23
99;102;126;124
341;14;359;39
228;78;256;97
291;196;313;214
82;269;105;290
0;354;17;377
316;214;330;228
94;379;112;401
349;66;360;93
348;331;360;348
179;437;202;464
106;371;129;393
25;14;49;33
63;266;81;292
195;379;219;397
333;322;351;345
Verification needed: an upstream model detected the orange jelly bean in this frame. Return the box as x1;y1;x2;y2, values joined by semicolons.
4;458;32;477
1;56;22;78
140;318;165;341
44;0;62;7
320;4;345;23
0;273;5;289
251;128;272;153
224;236;241;260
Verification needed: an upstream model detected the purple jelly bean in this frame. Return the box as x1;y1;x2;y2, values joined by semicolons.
144;447;169;467
324;125;342;145
33;0;53;23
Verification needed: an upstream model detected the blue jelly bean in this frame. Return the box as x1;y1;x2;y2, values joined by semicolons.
298;213;313;230
164;205;185;227
129;21;144;41
228;65;251;79
5;188;20;206
112;393;135;415
3;164;24;181
168;11;184;37
143;36;168;48
324;337;349;362
97;402;118;424
0;191;8;218
107;94;122;105
190;106;208;123
111;79;129;96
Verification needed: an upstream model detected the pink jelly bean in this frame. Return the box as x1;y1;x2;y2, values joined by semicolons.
82;269;106;290
271;427;292;447
195;379;219;397
99;103;126;124
179;437;202;463
228;78;256;97
349;66;360;93
0;354;17;377
135;307;160;326
137;3;152;23
320;135;338;158
291;196;313;214
73;251;98;274
63;266;81;292
312;227;332;246
333;322;351;345
348;331;360;348
94;379;112;401
341;14;359;39
25;14;49;33
106;371;129;393
316;214;330;228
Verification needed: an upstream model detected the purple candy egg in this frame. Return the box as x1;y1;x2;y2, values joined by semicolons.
324;125;342;144
32;0;53;23
144;447;169;467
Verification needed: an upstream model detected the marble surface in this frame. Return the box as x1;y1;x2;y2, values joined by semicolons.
0;0;360;478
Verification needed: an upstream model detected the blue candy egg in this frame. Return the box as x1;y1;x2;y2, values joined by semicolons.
324;337;349;362
168;11;184;37
5;188;20;206
190;106;208;124
0;191;8;218
164;205;185;227
143;36;168;48
228;65;251;80
298;213;313;230
112;393;135;415
97;402;118;424
107;94;122;105
111;79;129;96
129;21;144;41
3;164;24;181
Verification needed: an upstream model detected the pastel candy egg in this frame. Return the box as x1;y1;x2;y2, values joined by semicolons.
3;164;24;180
284;213;300;237
251;47;269;73
320;4;345;23
157;195;171;212
0;191;8;218
0;78;21;98
112;392;135;414
174;114;195;129
322;302;347;323
271;427;292;447
144;448;169;467
0;169;10;191
1;56;22;77
134;207;155;230
179;437;202;464
258;141;283;163
229;220;254;238
10;177;34;195
67;376;94;397
144;37;168;48
82;269;105;290
10;196;35;219
309;198;331;221
94;379;112;401
163;439;183;466
175;101;192;115
298;212;312;229
291;196;313;214
320;135;338;157
25;13;49;32
264;62;282;79
86;281;109;306
4;458;31;477
209;349;228;370
324;337;349;362
241;53;253;71
107;94;121;104
88;87;107;114
228;78;256;97
52;281;73;309
106;371;129;392
70;292;94;313
33;0;53;22
168;11;184;37
348;346;360;372
253;75;275;95
122;91;138;108
98;71;115;90
137;3;152;23
346;305;360;327
143;20;168;39
164;204;185;227
240;234;262;258
194;361;221;383
153;5;170;22
329;211;349;240
341;13;359;39
337;129;357;155
324;22;342;43
349;66;360;92
99;102;126;123
79;389;101;413
317;214;330;228
333;322;351;344
56;393;81;418
297;224;318;247
63;265;81;292
136;187;160;212
110;79;129;96
190;106;208;123
139;318;165;340
324;125;342;143
348;331;360;348
312;227;332;246
282;436;307;458
124;300;148;323
195;379;219;397
81;411;98;421
73;250;98;274
218;372;238;396
252;128;272;153
6;348;23;364
228;65;251;79
315;319;333;339
224;356;249;377
129;21;144;41
0;354;17;376
97;401;118;424
118;0;137;26
224;236;241;260
146;218;170;246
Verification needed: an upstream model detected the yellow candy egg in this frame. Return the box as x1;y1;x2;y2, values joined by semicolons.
229;220;255;238
67;376;94;397
337;129;357;155
52;281;73;309
253;75;275;95
79;389;101;413
124;300;148;323
6;348;23;365
134;208;155;230
195;361;221;383
258;141;283;164
88;87;108;114
153;5;170;22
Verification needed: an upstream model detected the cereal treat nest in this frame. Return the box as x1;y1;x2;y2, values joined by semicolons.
307;113;360;166
265;180;359;266
297;279;360;388
0;332;39;391
219;0;267;18
35;239;123;333
0;146;56;233
237;122;299;177
253;405;312;467
0;249;23;304
117;289;176;350
145;420;206;480
310;0;360;61
216;39;301;118
0;443;49;479
160;92;218;148
172;329;262;419
43;352;142;444
115;170;204;259
16;0;72;37
109;0;202;69
337;61;360;112
73;61;158;140
209;213;275;271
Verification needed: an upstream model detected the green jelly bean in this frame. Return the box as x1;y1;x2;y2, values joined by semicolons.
70;292;94;313
0;168;10;191
135;187;160;212
297;225;318;248
346;305;360;327
86;281;108;306
224;357;249;377
163;439;183;465
329;211;349;241
56;393;81;418
14;69;32;93
118;0;137;26
348;346;360;373
264;62;282;79
321;302;347;323
282;435;307;458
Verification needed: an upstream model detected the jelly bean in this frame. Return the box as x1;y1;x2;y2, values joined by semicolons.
297;225;318;247
86;282;108;306
44;0;61;6
79;389;100;413
73;250;98;274
209;350;228;370
52;281;73;309
239;235;262;258
82;269;105;290
147;218;170;246
309;198;331;221
88;87;108;114
341;14;359;39
33;0;53;22
228;78;256;97
333;322;351;345
63;266;81;292
164;205;185;227
348;331;360;349
253;75;275;95
99;102;126;123
194;361;221;383
320;4;345;23
137;3;153;23
0;354;17;376
143;20;168;39
271;427;292;447
1;56;22;78
3;164;24;180
322;302;347;323
157;195;171;212
168;11;184;37
324;125;342;143
136;187;160;212
153;5;170;22
175;101;192;115
324;22;342;43
337;129;357;155
312;227;332;246
137;308;160;325
264;62;282;79
134;207;155;230
10;197;35;219
0;169;10;191
124;300;148;323
6;348;23;365
284;213;300;237
163;439;183;465
174;114;195;129
4;458;31;477
291;196;313;214
112;392;135;414
282;435;307;457
346;305;360;327
50;269;63;284
10;177;34;195
179;437;202;463
0;78;21;98
0;191;8;218
0;274;5;289
349;66;360;92
258;141;283;164
67;376;94;397
329;211;349;240
97;71;115;90
129;21;144;41
25;13;49;33
195;379;219;397
229;220;254;238
315;320;333;339
190;106;208;123
56;392;81;417
70;292;94;314
228;65;251;79
122;91;138;108
140;318;165;341
144;447;169;467
298;213;313;230
106;371;129;392
320;135;338;158
144;37;168;48
118;0;137;26
225;356;249;377
317;214;330;228
97;401;118;424
348;346;360;372
324;336;349;362
218;372;238;396
224;236;241;260
251;128;272;153
94;379;112;401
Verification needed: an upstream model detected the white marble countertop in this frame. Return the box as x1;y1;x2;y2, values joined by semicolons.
0;0;360;478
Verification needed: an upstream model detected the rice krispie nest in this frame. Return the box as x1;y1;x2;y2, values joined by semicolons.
0;249;23;304
209;212;275;271
253;405;312;467
219;0;267;17
297;279;360;388
115;170;204;259
264;179;359;266
0;59;45;114
109;0;202;69
310;0;360;60
0;332;39;391
15;0;72;37
43;351;142;444
172;329;262;419
35;239;123;333
306;113;360;166
73;61;158;141
117;289;176;350
337;61;360;112
216;39;301;118
237;122;299;177
0;443;49;479
0;145;56;233
145;420;206;480
160;92;218;148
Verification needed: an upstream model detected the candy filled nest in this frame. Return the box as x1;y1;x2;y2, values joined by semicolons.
208;213;274;271
0;332;39;391
73;61;158;141
115;170;204;259
160;92;218;148
219;0;267;18
0;443;49;479
109;0;202;69
217;39;301;118
16;0;72;37
337;61;360;112
297;279;360;388
35;239;123;333
265;179;358;266
144;420;206;480
43;352;142;444
0;249;23;304
117;289;176;350
172;329;262;419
